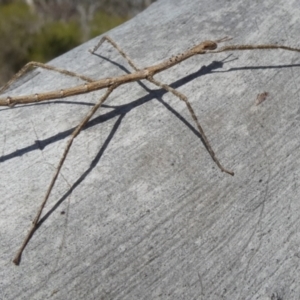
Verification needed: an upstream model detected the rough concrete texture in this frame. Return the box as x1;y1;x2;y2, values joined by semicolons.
1;0;300;299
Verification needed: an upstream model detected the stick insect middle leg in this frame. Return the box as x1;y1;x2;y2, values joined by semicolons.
12;81;118;265
91;36;234;175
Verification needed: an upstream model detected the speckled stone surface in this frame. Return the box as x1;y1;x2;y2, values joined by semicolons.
1;0;300;299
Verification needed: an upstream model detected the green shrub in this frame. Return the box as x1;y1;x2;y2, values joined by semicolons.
0;2;128;86
30;21;81;62
0;2;38;83
90;10;128;38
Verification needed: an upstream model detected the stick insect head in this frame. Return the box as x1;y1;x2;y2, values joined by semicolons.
191;37;232;54
191;41;218;54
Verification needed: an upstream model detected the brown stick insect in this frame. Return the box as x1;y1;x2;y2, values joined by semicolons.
1;35;300;265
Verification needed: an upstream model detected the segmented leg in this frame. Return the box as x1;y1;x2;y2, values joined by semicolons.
13;84;118;265
0;61;95;95
91;36;234;176
147;76;234;175
90;36;139;72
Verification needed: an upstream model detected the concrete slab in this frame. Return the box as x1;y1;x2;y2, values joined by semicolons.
1;0;300;299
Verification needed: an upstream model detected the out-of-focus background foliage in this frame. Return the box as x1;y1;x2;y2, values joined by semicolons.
0;0;156;86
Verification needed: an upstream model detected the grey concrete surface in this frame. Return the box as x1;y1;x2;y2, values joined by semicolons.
1;0;300;299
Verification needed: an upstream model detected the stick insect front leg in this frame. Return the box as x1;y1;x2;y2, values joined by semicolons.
0;62;95;96
91;36;234;175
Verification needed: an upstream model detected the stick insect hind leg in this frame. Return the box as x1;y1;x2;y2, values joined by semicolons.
91;36;234;175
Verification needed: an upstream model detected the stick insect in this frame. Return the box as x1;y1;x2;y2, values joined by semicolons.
1;35;300;265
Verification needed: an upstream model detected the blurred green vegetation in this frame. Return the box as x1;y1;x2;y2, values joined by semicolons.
0;1;128;85
30;21;82;62
90;10;126;38
0;2;38;83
